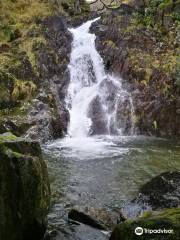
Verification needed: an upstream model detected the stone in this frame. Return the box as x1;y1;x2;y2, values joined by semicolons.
88;96;108;135
68;209;107;230
0;133;50;240
68;206;125;230
139;171;180;210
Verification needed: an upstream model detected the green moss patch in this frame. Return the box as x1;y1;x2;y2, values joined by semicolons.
110;208;180;240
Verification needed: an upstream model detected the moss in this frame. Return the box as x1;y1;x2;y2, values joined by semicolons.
110;208;180;240
174;54;180;86
0;69;15;108
0;135;50;240
159;0;174;10
103;40;117;49
20;36;46;70
0;132;17;142
0;0;56;43
12;80;37;101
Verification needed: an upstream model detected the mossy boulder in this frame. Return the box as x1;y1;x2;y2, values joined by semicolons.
0;133;50;240
110;208;180;240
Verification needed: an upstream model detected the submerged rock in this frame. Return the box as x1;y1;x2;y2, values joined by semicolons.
68;208;107;230
110;208;180;240
0;133;50;240
68;206;126;231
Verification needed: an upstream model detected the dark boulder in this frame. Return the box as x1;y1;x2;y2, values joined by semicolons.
88;96;108;135
139;171;180;210
68;206;125;231
43;16;67;32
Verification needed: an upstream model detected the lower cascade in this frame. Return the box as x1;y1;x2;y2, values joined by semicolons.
66;18;135;138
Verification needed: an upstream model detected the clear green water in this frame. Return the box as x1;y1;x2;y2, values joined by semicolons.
43;135;180;210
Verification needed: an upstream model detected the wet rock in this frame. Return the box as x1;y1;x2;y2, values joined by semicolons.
68;206;125;231
43;16;67;32
110;208;180;240
91;4;180;137
116;97;134;135
139;171;180;210
48;224;108;240
68;209;107;230
25;95;69;142
0;133;50;240
88;96;108;135
68;11;99;28
0;118;33;137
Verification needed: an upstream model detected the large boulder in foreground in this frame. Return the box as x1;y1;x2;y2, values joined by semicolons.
0;133;50;240
110;208;180;240
140;171;180;210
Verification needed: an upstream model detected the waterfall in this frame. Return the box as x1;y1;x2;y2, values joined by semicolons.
66;18;135;138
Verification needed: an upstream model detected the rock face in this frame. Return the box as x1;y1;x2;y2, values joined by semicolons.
110;208;180;240
0;0;92;142
139;171;180;210
88;96;108;135
0;133;50;240
0;15;72;142
91;2;180;137
25;15;72;142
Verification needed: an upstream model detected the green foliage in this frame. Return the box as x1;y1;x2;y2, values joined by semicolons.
103;40;117;48
134;0;179;29
159;0;174;10
0;132;17;142
175;55;180;86
0;24;14;42
61;0;89;15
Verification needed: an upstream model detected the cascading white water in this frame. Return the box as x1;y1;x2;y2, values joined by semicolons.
66;18;134;138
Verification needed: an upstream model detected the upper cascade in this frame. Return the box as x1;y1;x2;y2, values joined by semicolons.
66;18;135;138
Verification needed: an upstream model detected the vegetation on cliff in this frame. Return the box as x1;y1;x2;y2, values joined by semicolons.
0;0;89;140
92;0;180;136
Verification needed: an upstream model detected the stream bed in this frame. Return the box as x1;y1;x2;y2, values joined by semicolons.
42;135;180;239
